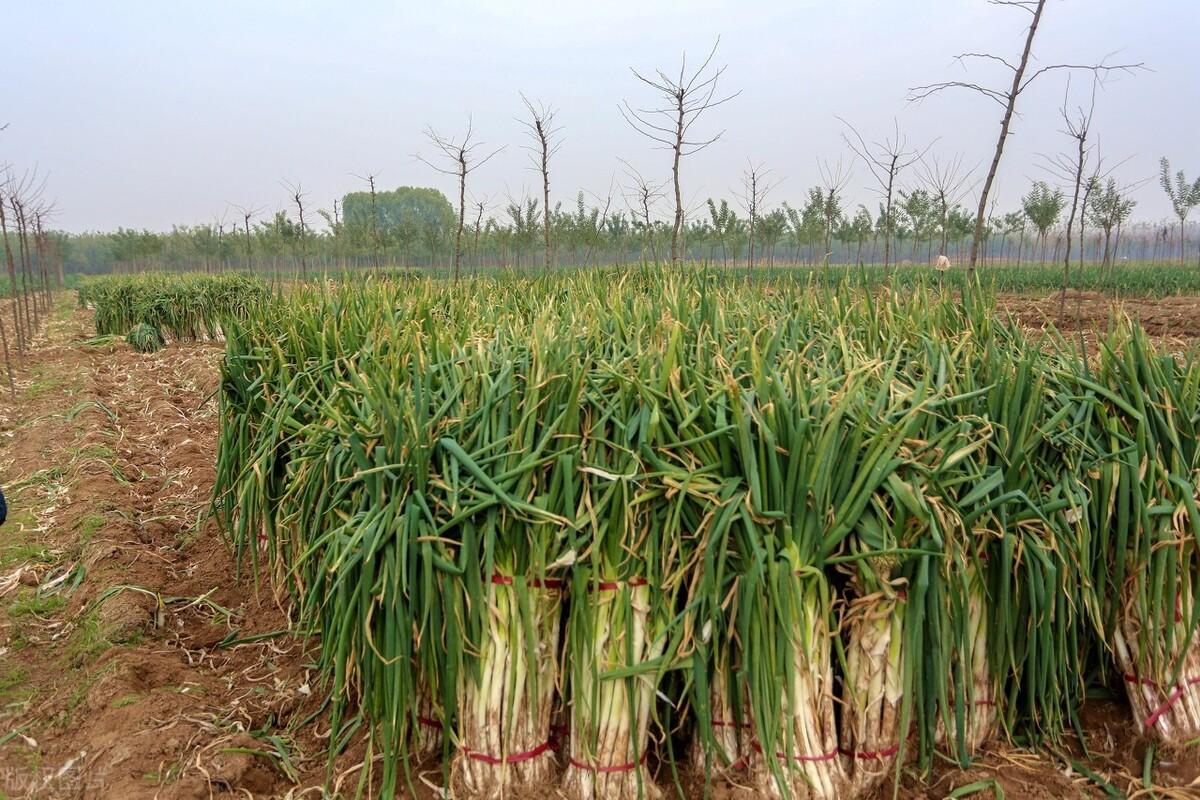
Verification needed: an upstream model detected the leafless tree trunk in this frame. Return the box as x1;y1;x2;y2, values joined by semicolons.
519;95;562;272
352;173;383;274
231;204;260;278
910;0;1141;277
621;39;738;266
918;153;974;259
739;160;776;278
285;180;310;279
472;198;487;275
583;181;616;268
12;197;38;330
0;293;12;394
620;162;665;264
840;118;931;274
418;121;503;282
0;184;24;361
1038;78;1097;323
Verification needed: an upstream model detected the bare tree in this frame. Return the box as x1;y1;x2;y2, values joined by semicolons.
738;160;778;276
1042;78;1097;322
0;169;25;361
9;175;48;330
352;172;383;273
417;120;504;282
469;194;492;275
909;0;1142;276
620;38;739;265
917;153;975;258
817;158;851;267
840;118;931;272
230;203;263;277
582;178;618;267
0;151;12;391
518;95;563;272
283;180;310;278
212;211;229;273
619;161;667;263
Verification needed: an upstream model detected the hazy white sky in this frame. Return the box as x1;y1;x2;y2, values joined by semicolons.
4;0;1197;232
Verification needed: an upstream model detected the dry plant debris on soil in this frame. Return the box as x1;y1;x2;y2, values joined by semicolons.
0;294;1197;799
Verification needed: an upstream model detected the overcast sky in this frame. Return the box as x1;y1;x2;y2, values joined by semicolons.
4;0;1196;232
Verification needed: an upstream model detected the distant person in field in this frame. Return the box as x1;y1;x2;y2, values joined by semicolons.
0;485;6;526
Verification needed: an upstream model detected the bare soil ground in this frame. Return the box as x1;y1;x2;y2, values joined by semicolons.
0;296;1197;799
998;290;1200;352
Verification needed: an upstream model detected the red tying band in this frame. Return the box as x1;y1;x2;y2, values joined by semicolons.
1136;676;1200;730
838;744;900;761
751;742;839;763
569;751;648;774
1124;673;1158;688
463;740;554;765
417;715;443;730
591;578;649;592
711;720;749;729
974;699;996;707
490;574;565;590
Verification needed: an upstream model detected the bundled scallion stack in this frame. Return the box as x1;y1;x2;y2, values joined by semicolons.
212;268;1200;799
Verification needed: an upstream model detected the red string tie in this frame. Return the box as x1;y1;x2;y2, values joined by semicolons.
838;744;900;761
463;740;554;766
490;574;565;590
568;751;648;774
590;577;649;592
1135;675;1200;730
751;741;839;763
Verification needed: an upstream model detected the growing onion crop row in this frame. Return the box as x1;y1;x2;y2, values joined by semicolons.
212;268;1200;799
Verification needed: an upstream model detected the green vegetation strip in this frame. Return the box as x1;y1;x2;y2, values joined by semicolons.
78;272;269;342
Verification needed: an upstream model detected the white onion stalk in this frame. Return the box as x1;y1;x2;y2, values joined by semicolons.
413;685;443;759
935;565;995;752
688;662;750;774
963;579;995;751
454;575;563;799
1114;589;1200;744
840;591;905;798
564;579;664;800
752;575;845;800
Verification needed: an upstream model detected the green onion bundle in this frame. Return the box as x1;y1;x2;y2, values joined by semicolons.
211;268;1200;800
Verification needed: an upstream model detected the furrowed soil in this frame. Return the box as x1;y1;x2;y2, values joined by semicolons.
1;295;1198;799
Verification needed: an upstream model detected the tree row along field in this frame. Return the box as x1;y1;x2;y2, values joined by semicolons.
33;179;1200;278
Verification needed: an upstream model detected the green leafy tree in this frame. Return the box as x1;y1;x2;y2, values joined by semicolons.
898;188;934;260
1021;181;1065;264
342;186;456;246
706;198;739;268
1087;179;1137;266
757;209;788;267
1159;157;1200;265
844;206;874;266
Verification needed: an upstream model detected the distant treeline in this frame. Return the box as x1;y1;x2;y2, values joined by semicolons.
50;184;1200;276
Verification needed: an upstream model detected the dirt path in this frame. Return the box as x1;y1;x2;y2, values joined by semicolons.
1;296;1197;799
1;298;316;799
